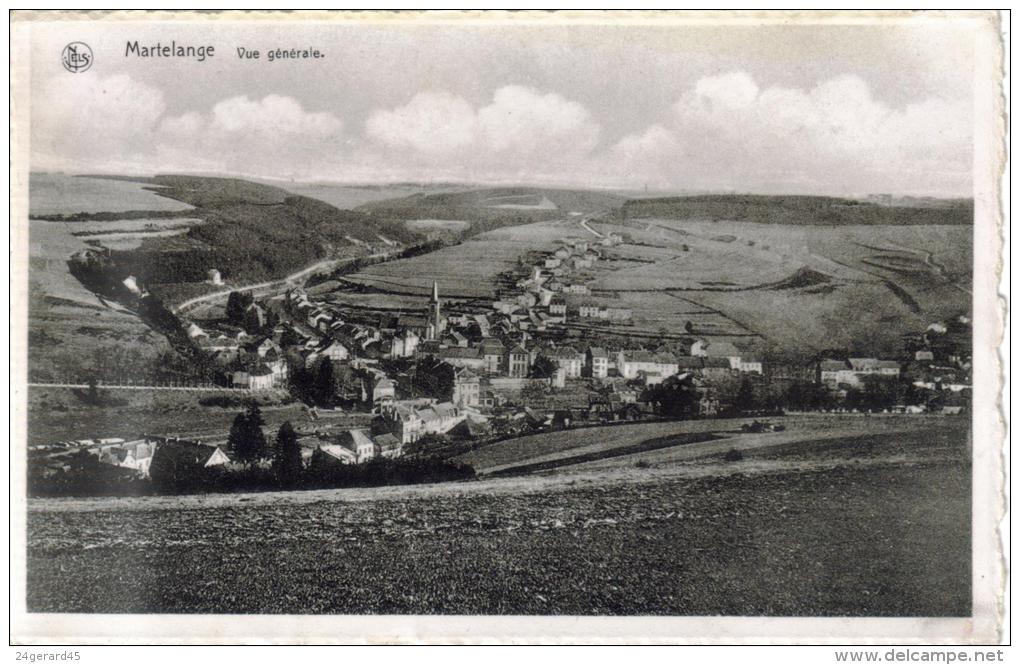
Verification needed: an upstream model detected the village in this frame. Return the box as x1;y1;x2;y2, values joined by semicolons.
32;232;973;487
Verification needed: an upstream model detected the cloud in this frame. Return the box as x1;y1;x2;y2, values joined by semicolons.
365;90;477;153
29;71;970;195
157;94;345;177
364;85;601;176
31;73;167;170
606;71;972;195
31;74;346;178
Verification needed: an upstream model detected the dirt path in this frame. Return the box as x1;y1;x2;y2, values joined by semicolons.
173;251;393;314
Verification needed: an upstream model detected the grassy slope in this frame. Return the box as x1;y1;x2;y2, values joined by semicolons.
110;176;422;291
620;194;973;226
27;422;970;614
357;186;627;227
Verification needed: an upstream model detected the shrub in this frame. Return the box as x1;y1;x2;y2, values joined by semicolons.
723;448;744;462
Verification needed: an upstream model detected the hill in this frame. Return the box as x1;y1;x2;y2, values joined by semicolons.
358;186;627;233
80;175;423;299
619;194;973;226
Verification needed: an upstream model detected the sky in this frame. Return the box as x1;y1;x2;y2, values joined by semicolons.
22;15;981;196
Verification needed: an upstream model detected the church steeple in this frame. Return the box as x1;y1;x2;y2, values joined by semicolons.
427;280;443;340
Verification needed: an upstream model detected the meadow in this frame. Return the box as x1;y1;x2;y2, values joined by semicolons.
339;219;588;300
29;173;193;215
27;417;970;615
586;218;972;355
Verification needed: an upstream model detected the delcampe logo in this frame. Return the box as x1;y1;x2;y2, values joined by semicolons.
61;42;93;73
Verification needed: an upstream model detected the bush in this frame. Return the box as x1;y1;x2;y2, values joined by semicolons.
723;448;744;462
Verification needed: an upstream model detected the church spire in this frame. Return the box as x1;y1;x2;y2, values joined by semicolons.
431;280;439;302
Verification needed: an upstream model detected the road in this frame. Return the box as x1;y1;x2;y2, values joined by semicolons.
172;250;393;314
579;217;605;238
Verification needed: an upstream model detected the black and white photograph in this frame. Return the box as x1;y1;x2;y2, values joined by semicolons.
9;9;1007;645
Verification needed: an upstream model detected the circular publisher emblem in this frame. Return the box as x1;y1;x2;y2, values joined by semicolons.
61;42;93;73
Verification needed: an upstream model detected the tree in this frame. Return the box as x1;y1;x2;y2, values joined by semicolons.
273;421;304;485
530;355;557;379
315;358;336;405
226;291;253;323
643;375;700;418
734;378;756;413
228;402;268;464
243;305;265;335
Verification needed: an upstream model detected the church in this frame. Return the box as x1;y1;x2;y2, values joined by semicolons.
426;280;447;341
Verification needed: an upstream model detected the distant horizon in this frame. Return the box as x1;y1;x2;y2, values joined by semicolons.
29;170;974;203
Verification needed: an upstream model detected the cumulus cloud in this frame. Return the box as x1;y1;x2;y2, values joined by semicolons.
157;94;345;177
364;85;601;178
30;70;970;195
606;71;972;195
31;75;345;178
366;91;478;153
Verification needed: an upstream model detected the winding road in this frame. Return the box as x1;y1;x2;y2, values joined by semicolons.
172;250;394;315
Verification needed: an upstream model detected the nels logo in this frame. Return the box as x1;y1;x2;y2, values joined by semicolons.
61;42;93;73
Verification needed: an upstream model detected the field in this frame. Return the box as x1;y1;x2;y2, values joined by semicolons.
338;219;589;300
584;218;972;355
29;173;194;215
26;416;970;615
27;220;170;382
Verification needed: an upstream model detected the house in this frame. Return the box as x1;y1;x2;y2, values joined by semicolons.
332;429;378;463
232;364;275;390
915;349;935;361
616;350;678;380
549;299;567;316
818;360;856;386
548;346;584;378
390;328;421;358
416;402;464;436
315;338;350;365
148;439;231;476
479;337;505;374
738;357;764;374
249;337;281;358
699;340;743;369
372;377;396;406
506;344;530;378
309;443;358;471
586;346;610;378
848;358;901;377
444;330;469;348
373;433;402;459
564;283;590;295
452;367;481;407
207;268;223;285
186;323;208;340
263;349;289;383
701;357;735;380
436;346;484;371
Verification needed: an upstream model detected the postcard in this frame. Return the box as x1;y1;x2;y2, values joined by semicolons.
9;9;1006;645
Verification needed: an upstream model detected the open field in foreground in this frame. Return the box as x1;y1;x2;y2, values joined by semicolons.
27;417;969;616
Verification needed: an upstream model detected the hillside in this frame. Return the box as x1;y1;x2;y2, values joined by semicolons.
358;186;627;232
619;194;973;226
80;175;423;299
